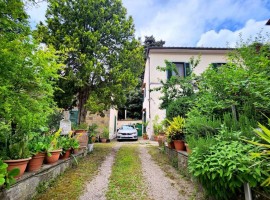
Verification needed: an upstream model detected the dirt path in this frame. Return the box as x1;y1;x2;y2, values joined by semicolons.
139;146;184;200
79;143;121;200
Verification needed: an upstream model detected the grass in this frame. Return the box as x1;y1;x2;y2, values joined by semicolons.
33;143;114;200
106;145;150;200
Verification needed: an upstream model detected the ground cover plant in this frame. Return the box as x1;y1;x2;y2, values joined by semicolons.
33;143;114;200
106;145;149;200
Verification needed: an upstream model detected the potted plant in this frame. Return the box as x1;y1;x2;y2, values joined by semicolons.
166;116;186;151
0;122;32;179
73;123;89;147
59;135;72;159
88;123;98;143
0;159;19;189
44;129;63;164
142;133;149;140
70;136;80;154
100;127;109;143
27;133;47;172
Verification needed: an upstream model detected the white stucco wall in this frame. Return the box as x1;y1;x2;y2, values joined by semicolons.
109;108;118;139
142;48;231;138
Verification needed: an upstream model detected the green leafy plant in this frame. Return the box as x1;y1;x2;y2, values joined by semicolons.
101;127;110;139
0;160;19;189
88;124;98;144
165;116;185;141
73;123;88;130
153;115;165;135
44;129;63;156
243;117;270;186
188;139;267;199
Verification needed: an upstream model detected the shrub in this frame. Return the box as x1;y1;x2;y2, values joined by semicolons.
188;139;268;200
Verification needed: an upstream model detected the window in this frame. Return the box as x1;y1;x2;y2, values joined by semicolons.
212;63;226;69
167;62;190;79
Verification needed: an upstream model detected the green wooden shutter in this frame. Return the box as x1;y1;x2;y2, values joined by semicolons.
167;69;172;80
184;63;191;77
212;63;218;69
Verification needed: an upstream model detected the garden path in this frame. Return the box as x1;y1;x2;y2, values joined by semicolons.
139;145;197;200
79;143;121;200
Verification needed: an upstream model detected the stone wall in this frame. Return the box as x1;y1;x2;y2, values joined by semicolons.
0;150;86;200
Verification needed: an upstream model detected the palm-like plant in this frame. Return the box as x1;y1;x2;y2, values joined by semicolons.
243;119;270;186
166;116;185;140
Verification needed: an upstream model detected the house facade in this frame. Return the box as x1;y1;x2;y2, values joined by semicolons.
142;47;232;139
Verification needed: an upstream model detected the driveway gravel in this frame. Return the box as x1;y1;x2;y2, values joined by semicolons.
79;144;121;200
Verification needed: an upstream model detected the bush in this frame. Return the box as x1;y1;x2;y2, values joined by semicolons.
188;139;268;200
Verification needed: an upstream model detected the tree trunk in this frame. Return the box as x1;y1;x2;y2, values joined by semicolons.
78;88;89;124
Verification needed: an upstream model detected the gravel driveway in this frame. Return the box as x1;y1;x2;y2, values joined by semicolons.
80;141;199;200
79;144;121;200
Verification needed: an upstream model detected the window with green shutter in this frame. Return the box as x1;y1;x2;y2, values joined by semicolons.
212;63;226;69
167;62;190;80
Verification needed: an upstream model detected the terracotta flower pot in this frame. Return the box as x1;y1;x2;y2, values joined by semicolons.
4;157;32;179
101;138;107;143
185;143;192;154
45;149;62;164
75;130;88;147
60;149;71;159
173;140;185;151
168;141;175;149
27;152;45;172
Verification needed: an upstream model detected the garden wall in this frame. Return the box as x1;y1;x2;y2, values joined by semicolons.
0;150;87;200
164;146;270;200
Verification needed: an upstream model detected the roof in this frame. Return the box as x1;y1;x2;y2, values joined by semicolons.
266;19;270;25
146;46;234;57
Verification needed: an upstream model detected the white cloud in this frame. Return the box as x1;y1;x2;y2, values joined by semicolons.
197;20;270;47
26;0;270;47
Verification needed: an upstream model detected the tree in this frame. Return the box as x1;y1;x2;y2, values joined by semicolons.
0;0;60;138
118;35;165;120
36;0;144;123
143;35;165;60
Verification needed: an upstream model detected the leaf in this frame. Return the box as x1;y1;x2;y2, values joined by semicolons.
8;168;20;177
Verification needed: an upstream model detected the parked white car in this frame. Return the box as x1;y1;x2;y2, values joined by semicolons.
117;125;138;141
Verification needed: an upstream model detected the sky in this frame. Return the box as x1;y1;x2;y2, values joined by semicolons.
26;0;270;47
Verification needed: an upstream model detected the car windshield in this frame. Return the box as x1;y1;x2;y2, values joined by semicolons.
121;125;134;130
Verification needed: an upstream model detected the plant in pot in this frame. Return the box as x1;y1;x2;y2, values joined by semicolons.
166;116;186;151
184;134;197;154
0;121;32;179
88;123;98;143
142;133;149;140
27;132;47;172
101;127;109;143
0;159;19;189
73;123;89;148
153;115;164;141
44;128;63;164
59;135;72;159
69;135;80;154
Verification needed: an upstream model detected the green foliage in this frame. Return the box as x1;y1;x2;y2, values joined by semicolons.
152;115;165;135
185;108;221;137
73;123;88;130
189;139;267;199
0;159;19;189
37;0;144;122
165;116;185;141
28;133;47;155
101;127;110;139
0;0;61;161
88;123;98;144
243;117;270;186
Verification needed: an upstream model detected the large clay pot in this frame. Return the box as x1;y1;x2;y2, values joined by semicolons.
101;138;107;143
168;141;175;149
60;149;71;159
4;157;32;179
75;129;88;147
45;149;62;164
173;140;185;151
27;152;45;172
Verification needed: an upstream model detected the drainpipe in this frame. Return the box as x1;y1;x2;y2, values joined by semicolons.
148;55;151;119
